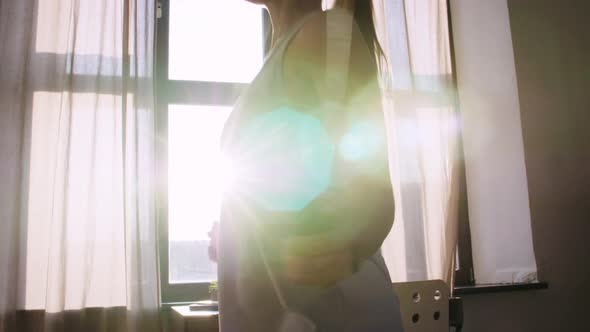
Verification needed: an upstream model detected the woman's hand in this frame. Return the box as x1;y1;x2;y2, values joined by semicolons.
281;232;357;287
208;221;219;263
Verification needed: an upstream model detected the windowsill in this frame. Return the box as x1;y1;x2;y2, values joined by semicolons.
161;282;550;313
453;281;548;296
166;305;219;331
161;302;199;311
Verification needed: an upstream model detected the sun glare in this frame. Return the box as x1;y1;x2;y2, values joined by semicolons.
168;105;232;242
167;0;265;282
219;155;237;193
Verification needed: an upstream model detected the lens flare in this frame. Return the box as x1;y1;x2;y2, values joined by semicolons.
339;120;382;161
219;154;237;193
232;107;335;212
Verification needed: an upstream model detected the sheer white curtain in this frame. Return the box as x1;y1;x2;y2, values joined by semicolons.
0;1;160;331
373;0;461;285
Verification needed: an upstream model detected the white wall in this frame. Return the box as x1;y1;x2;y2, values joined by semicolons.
450;0;537;284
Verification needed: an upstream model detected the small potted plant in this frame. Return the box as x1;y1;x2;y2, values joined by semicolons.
189;281;219;311
208;221;219;302
209;281;218;302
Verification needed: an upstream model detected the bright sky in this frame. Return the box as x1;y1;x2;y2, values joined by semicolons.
169;0;264;82
168;105;232;241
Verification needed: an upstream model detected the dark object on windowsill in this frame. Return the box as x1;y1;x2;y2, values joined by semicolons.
171;306;219;332
188;300;218;312
449;297;463;332
454;281;548;296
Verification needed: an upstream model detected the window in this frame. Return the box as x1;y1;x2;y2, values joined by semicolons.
156;0;271;303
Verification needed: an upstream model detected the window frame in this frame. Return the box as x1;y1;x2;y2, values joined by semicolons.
155;0;272;304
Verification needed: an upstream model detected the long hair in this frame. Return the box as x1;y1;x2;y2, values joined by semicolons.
353;1;385;61
330;0;385;60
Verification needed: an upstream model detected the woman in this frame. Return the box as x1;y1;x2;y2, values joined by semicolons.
218;0;403;331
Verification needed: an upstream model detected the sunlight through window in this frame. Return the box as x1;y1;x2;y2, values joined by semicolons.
169;0;264;82
166;0;265;285
168;105;232;283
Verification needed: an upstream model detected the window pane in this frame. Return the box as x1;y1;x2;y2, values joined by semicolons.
168;104;231;283
169;0;264;83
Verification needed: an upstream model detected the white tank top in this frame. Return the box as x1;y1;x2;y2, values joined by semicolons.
218;8;403;332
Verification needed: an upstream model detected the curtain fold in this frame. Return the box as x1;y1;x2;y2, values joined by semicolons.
0;1;160;331
374;0;461;286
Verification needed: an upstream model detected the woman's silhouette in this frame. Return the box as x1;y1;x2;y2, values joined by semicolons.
217;1;403;331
